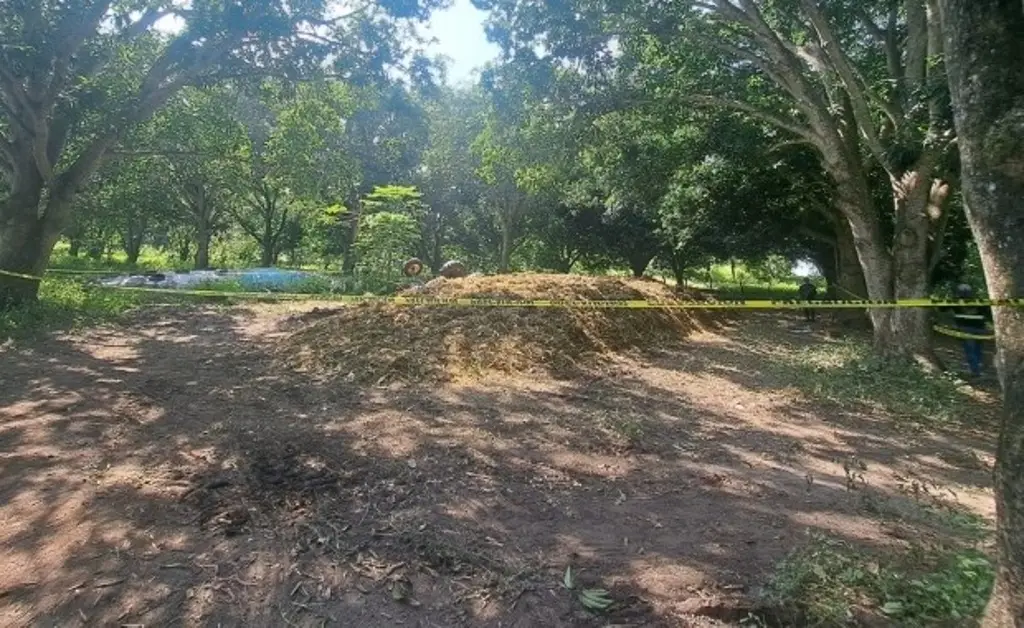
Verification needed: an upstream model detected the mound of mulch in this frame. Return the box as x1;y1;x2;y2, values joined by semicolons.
277;274;720;384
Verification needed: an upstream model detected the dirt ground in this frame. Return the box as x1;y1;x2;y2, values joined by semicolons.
0;304;998;627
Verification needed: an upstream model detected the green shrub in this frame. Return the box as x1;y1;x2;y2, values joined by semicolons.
1;278;145;340
764;534;993;627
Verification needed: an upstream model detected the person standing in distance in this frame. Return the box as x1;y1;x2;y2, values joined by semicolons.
798;277;818;322
951;283;992;378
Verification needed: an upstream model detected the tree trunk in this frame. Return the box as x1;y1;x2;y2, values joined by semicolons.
0;220;50;306
833;171;937;358
891;160;942;362
123;224;144;267
68;237;81;258
182;182;217;270
260;244;274;267
940;2;1024;625
671;262;687;290
552;251;574;274
195;224;211;270
125;244;141;266
628;254;653;278
259;191;277;267
0;198;68;307
810;245;836;297
499;223;512;273
834;220;868;299
432;234;443;273
341;196;362;274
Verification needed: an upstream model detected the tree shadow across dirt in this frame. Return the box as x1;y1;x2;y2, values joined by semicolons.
0;305;996;627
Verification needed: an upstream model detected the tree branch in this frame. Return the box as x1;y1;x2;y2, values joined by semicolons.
273;204;290;241
0;62;54;180
924;0;946;131
688;30;810;111
810;203;841;227
110;149;247;163
230;204;265;244
799;225;838;247
41;1;115;104
799;0;896;177
857;2;905;105
48;132;118;210
904;0;929;90
706;0;840;142
688;95;820;143
124;7;170;40
0;66;38;132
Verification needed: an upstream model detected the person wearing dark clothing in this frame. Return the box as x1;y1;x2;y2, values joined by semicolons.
798;278;818;321
950;284;993;377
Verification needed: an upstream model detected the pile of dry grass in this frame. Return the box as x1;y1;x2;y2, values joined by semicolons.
278;274;718;384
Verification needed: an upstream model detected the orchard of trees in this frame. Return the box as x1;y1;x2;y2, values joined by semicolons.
1;1;1021;623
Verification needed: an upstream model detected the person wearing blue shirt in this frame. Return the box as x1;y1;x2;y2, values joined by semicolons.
948;284;993;377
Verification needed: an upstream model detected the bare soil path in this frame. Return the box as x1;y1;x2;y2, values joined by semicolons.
0;305;997;626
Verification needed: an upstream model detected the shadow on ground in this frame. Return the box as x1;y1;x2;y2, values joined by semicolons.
0;306;997;627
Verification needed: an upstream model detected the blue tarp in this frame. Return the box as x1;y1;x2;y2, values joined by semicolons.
237;268;314;290
99;268;329;291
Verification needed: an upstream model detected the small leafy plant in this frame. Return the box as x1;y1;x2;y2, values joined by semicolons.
563;566;615;612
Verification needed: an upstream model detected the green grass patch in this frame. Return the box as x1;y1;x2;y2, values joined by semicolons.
748;335;980;426
763;534;993;627
189;278;248;293
1;278;149;340
49;244;181;272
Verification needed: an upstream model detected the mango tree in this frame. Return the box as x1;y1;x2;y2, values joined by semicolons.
0;0;443;305
474;0;959;358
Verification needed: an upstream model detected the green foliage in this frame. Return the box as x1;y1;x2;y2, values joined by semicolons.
561;566;616;613
0;279;145;340
354;212;422;284
363;185;426;218
2;0;985;316
749;255;795;288
764;534;993;627
49;243;178;272
746;334;982;426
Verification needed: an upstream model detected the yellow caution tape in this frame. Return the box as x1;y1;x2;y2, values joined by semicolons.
45;268;130;275
0;268;46;281
933;325;995;341
3;268;1023;309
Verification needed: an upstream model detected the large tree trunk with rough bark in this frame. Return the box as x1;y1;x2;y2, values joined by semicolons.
195;220;212;270
123;221;146;266
498;222;513;273
340;194;362;274
940;2;1024;625
0;182;75;306
179;182;217;271
825;156;938;358
259;244;274;268
628;253;654;279
0;215;54;306
890;160;944;362
834;221;868;300
687;0;948;360
831;174;904;352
